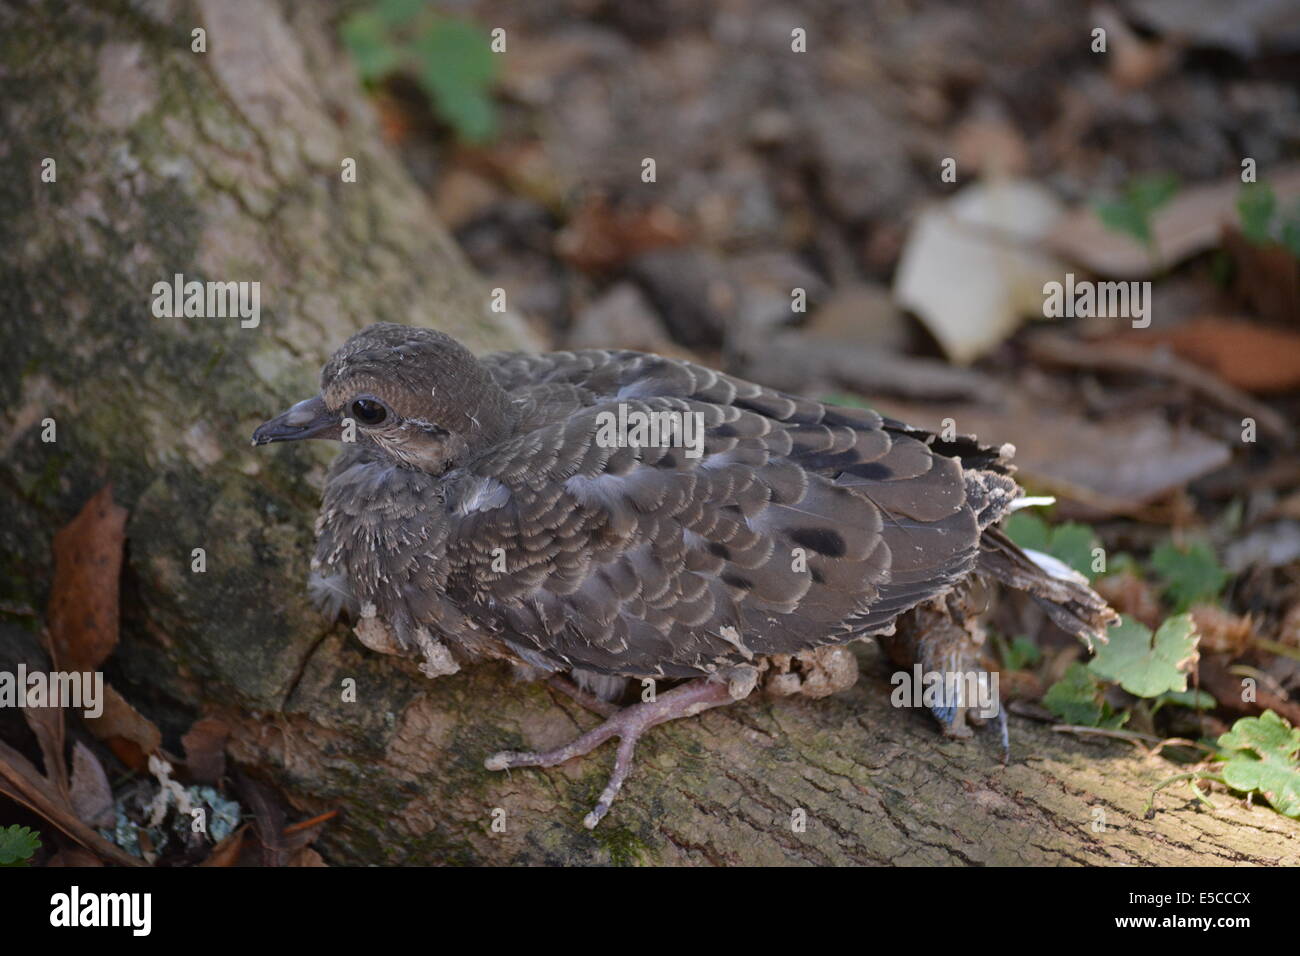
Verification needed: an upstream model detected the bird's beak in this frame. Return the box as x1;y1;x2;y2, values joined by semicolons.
251;395;342;446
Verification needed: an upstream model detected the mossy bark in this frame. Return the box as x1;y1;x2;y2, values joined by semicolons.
2;0;1297;866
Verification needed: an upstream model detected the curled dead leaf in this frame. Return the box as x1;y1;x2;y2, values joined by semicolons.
48;484;127;673
181;716;230;784
0;738;140;866
1117;317;1300;394
200;824;249;867
69;741;115;828
1190;603;1257;656
893;180;1067;364
85;683;162;771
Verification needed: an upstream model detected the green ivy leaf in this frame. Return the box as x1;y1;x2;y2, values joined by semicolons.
1096;200;1151;245
340;10;401;82
1043;662;1128;728
1094;174;1179;246
1089;614;1199;699
414;19;499;143
1216;711;1300;818
375;0;426;27
1149;688;1216;715
1003;512;1050;552
1048;524;1100;580
1237;182;1276;244
1282;213;1300;259
1003;513;1100;580
1151;541;1229;611
1128;174;1180;213
0;825;41;866
1001;635;1042;671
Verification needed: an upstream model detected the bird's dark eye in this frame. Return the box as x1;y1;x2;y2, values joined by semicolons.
350;398;388;426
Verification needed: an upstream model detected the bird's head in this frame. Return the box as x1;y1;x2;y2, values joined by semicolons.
252;323;513;473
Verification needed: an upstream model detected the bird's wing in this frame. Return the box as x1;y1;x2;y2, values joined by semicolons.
479;348;629;392
441;350;1013;678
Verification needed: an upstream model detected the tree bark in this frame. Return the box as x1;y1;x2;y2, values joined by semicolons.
2;0;1296;866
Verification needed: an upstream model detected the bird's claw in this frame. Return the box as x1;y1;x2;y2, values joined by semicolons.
483;677;737;827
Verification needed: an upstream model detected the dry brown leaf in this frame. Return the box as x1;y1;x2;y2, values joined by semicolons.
1222;226;1299;325
1200;655;1300;726
872;396;1230;510
85;683;162;771
893;180;1068;364
1190;603;1257;656
69;741;115;828
1096;4;1179;88
1047;165;1300;278
1279;603;1300;649
181;716;230;785
47;847;105;867
1028;332;1290;441
1116;317;1300;393
199;824;249;867
287;846;328;867
1095;570;1164;630
0;738;140;866
1000;670;1044;701
556;194;687;273
21;692;67;801
237;771;287;867
47;484;127;673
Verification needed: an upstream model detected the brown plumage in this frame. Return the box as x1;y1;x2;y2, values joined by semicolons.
254;323;1115;826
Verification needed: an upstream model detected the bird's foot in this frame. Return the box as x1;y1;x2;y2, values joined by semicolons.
934;683;1010;762
486;677;737;828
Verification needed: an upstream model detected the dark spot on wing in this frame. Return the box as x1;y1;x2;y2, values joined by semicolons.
721;572;752;591
843;461;893;481
797;450;861;471
789;527;847;557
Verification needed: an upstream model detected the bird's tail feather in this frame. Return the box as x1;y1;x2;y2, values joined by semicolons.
978;527;1117;648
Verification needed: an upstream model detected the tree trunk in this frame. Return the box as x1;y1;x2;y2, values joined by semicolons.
2;0;1295;866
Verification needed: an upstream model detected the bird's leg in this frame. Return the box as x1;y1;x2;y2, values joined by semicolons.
545;674;622;718
486;677;738;828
